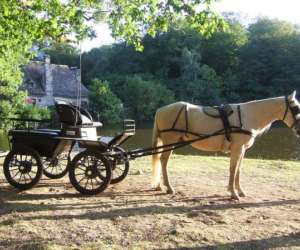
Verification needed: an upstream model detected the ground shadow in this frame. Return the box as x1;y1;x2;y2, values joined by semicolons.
0;238;51;250
1;198;299;223
158;232;300;250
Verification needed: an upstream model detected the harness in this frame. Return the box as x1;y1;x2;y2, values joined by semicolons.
159;103;252;142
282;96;300;128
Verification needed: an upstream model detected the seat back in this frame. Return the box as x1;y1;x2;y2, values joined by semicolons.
55;100;93;126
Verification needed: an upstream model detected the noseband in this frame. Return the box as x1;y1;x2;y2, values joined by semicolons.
282;96;300;128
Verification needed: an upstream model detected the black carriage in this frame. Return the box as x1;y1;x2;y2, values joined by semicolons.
3;101;135;194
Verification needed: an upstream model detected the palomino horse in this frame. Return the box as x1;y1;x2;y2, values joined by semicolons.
152;91;300;199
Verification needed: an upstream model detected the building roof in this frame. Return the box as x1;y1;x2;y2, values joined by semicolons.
22;61;89;99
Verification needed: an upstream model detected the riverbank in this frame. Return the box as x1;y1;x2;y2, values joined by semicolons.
0;155;300;249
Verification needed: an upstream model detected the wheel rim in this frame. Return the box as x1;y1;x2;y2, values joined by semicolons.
74;155;108;191
8;154;39;185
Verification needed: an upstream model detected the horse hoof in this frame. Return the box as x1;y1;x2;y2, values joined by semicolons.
231;194;240;200
167;189;175;194
154;186;162;191
238;191;246;197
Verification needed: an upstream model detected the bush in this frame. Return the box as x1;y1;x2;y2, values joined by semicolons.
19;104;52;120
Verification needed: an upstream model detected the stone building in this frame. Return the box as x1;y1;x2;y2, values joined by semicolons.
22;56;89;107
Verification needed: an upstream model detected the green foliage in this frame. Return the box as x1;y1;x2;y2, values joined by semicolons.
238;18;300;99
201;19;248;75
19;105;52;120
44;43;80;67
89;79;123;124
121;75;175;121
108;0;225;50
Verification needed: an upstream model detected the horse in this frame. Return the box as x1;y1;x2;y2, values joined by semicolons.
152;91;300;200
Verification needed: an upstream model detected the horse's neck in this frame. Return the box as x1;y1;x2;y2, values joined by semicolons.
242;97;285;133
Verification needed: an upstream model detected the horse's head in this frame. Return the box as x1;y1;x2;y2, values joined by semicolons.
283;90;300;137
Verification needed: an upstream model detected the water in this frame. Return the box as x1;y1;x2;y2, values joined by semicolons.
1;126;300;160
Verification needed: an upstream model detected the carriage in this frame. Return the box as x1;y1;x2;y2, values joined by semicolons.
3;101;135;195
3;91;300;199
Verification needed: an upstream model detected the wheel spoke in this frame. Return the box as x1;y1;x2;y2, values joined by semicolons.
23;173;28;183
84;178;89;189
11;170;21;179
90;178;94;190
76;166;86;172
9;167;20;171
26;173;33;181
18;173;24;183
78;176;87;184
57;163;64;171
75;172;85;176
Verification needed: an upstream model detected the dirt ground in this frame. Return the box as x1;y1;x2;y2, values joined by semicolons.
0;155;300;250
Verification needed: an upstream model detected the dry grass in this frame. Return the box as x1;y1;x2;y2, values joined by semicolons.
0;155;300;249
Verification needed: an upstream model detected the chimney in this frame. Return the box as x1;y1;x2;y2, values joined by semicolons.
44;56;54;105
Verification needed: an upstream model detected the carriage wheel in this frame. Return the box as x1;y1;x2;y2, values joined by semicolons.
42;153;69;179
68;150;112;195
3;147;43;190
110;147;129;184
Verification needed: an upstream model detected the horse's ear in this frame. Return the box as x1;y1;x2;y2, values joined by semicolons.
288;90;297;101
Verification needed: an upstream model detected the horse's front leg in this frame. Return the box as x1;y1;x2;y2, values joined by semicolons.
161;150;174;194
228;145;245;200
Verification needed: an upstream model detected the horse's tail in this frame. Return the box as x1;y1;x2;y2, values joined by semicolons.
152;111;162;187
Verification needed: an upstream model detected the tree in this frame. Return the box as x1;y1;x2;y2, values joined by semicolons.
0;0;224;125
238;18;300;99
89;79;123;123
201;17;248;75
121;75;175;121
44;43;80;67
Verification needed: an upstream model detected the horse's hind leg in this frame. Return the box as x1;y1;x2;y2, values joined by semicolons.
160;150;174;194
228;145;245;200
235;159;246;197
152;152;162;191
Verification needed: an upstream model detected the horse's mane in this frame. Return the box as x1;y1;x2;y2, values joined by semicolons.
242;96;284;105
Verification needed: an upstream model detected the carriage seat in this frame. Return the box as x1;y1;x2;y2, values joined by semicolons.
203;104;233;118
55;100;102;128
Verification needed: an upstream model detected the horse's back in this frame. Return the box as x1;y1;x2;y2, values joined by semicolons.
155;102;192;129
155;101;224;132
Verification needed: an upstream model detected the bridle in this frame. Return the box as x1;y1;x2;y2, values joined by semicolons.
282;96;300;128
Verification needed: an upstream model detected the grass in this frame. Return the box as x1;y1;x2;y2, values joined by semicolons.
0;154;300;249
